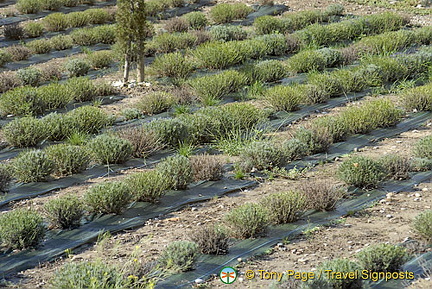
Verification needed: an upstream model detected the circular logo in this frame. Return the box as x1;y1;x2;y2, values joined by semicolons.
219;266;237;284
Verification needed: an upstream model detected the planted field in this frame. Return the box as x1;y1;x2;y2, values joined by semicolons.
0;0;431;288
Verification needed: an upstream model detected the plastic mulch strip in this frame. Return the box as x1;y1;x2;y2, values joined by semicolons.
0;178;256;276
157;171;432;288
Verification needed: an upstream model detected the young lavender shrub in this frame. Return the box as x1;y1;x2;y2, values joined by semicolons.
13;150;54;183
190;225;229;255
156;155;192;190
413;135;432;159
260;191;306;224
0;209;45;250
224;203;269;239
3;116;46;147
125;170;170;203
84;182;132;215
413;210;432;242
44;195;84;229
158;241;199;272
337;156;385;189
45;144;90;176
356;243;408;272
88;134;133;164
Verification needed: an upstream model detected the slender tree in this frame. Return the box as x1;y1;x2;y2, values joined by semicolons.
116;0;153;84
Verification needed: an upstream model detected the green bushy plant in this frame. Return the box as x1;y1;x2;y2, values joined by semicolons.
13;150;54;182
50;261;126;288
310;116;348;143
250;34;288;57
316;259;362;289
65;77;97;102
279;138;308;161
402;83;432;112
189;70;247;102
40;0;63;11
287;49;326;73
341;99;403;134
16;67;41;87
66;11;90;27
88;134;132;164
209;25;247;42
135;91;176;115
23;22;44;38
237;141;285;172
414;136;432;159
295;127;332;154
84;181;131;214
356;243;408;272
43;13;68;32
379;155;411;180
66;106;112;134
263;84;303;111
0;209;45;250
190;225;229;255
150;32;197;54
125;170;170;203
192;41;248;69
183;12;208;29
0;164;12;192
254;16;284;35
159;241;199;272
86;50;114;69
37;82;71;111
45;144;90;176
0;50;12;67
210;3;253;24
44;195;84;229
151;52;194;80
16;0;42;14
26;39;52;54
49;35;73;50
337;156;385;188
3;116;46;147
307;72;343;101
84;8;113;24
224;203;269;239
0;86;41;116
260;191;306;224
65;58;91;77
156;155;192;190
248;60;287;83
413;210;432;242
42;112;74;141
147;118;189;147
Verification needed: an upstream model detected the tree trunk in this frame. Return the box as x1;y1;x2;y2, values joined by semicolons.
123;53;130;85
137;52;145;82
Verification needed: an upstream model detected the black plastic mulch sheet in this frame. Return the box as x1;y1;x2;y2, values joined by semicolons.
157;172;432;288
0;178;256;276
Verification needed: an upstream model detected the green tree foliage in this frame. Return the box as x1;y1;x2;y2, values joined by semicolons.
116;0;153;83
